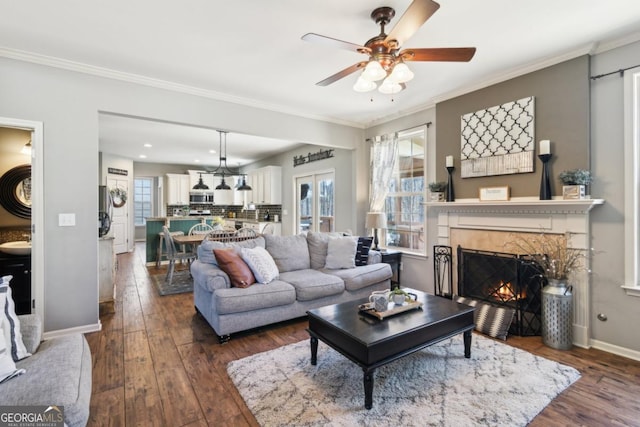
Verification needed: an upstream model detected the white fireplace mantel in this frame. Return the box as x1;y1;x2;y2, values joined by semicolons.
427;196;604;348
425;197;604;215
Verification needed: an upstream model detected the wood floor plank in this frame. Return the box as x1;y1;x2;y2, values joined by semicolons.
86;243;640;426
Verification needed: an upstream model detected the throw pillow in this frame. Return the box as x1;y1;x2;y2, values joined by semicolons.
354;236;373;266
325;236;357;269
0;323;25;384
1;276;31;361
306;231;343;269
198;236;266;265
212;249;255;288
241;246;280;284
454;295;515;340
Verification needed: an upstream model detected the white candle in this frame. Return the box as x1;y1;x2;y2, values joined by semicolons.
539;140;551;155
446;155;454;167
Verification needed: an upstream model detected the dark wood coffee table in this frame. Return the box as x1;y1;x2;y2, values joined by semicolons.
306;288;475;409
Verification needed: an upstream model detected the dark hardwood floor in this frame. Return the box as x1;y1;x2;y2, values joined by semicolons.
85;242;640;426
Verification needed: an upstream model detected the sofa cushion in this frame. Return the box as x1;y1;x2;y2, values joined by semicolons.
355;237;374;266
241;247;279;284
278;269;345;301
214;281;296;314
265;234;310;272
325;236;357;269
323;263;392;291
197;236;265;265
213;248;255;288
306;231;344;269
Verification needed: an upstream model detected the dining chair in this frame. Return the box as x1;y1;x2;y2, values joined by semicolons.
261;223;275;235
205;229;234;242
188;222;215;235
235;227;259;240
162;226;196;285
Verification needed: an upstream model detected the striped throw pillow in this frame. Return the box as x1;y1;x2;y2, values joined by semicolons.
454;295;515;340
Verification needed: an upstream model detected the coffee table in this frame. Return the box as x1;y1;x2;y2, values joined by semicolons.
306;288;475;409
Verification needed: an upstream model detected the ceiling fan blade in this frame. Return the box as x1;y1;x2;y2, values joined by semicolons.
400;47;476;62
302;33;370;55
385;0;440;47
316;62;368;86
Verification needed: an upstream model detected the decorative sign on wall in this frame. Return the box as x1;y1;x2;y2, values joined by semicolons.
460;96;535;178
293;148;334;167
108;167;128;176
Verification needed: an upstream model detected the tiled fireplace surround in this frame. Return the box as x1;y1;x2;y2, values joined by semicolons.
430;198;604;348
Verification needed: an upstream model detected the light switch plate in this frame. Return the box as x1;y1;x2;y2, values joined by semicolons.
59;213;76;227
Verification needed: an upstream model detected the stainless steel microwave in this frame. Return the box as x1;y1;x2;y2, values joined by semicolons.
189;192;214;203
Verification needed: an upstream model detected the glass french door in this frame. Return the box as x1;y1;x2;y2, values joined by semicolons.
296;171;335;234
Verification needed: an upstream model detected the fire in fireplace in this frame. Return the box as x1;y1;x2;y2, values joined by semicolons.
457;247;544;336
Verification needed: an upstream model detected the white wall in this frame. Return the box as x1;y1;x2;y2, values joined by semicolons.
0;56;363;332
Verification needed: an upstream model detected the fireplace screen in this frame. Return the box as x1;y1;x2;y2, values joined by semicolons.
457;247;544;336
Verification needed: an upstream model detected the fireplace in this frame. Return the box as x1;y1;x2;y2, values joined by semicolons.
457;246;544;336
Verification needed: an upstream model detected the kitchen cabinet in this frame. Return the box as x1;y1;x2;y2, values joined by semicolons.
166;174;190;205
247;166;282;204
0;255;31;314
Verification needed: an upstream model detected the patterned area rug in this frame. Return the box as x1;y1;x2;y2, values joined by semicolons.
228;334;580;427
150;271;193;296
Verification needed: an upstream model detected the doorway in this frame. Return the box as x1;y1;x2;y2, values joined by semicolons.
0;117;44;322
295;171;335;234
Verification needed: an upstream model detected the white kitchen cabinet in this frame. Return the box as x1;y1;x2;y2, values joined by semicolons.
166;174;190;205
240;221;281;235
247;166;282;204
99;237;116;307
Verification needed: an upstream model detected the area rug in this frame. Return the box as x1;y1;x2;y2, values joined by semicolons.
227;334;580;427
150;271;193;296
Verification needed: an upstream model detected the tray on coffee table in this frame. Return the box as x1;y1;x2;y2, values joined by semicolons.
358;300;423;320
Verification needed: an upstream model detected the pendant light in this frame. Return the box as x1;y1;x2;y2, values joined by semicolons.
192;172;209;190
212;130;252;191
237;175;252;191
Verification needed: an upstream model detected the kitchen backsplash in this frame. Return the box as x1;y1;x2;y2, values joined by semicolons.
166;204;282;220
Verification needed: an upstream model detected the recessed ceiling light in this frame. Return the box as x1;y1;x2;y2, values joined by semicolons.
194;159;200;163
139;154;147;159
209;149;216;154
143;143;152;148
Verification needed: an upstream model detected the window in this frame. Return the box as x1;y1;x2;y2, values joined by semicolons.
134;178;153;226
623;70;640;297
383;127;426;255
296;171;335;233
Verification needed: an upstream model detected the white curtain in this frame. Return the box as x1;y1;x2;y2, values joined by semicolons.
369;132;398;212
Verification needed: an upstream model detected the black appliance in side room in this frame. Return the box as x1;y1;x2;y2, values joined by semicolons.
98;185;112;237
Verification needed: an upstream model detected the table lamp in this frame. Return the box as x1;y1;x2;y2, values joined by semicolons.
365;212;387;251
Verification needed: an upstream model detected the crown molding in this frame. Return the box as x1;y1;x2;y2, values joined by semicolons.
0;47;364;129
592;30;640;55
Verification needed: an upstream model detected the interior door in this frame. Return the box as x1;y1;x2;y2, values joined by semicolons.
296;171;334;234
107;176;129;254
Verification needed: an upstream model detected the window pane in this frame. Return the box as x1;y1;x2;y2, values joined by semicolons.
134;177;153;226
381;126;426;254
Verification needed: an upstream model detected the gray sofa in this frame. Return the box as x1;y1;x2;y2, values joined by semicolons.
191;232;392;342
0;314;92;427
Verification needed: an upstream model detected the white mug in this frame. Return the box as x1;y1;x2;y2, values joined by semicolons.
369;291;388;312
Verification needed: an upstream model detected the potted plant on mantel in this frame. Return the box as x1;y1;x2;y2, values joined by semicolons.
559;169;593;200
428;181;448;202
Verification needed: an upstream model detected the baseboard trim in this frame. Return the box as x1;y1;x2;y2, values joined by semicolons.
590;338;640;362
43;321;102;340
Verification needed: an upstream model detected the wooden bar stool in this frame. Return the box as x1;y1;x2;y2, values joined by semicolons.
156;230;184;267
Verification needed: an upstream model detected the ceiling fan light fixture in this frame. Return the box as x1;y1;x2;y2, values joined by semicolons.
362;60;387;81
353;75;377;92
378;78;403;94
387;62;414;83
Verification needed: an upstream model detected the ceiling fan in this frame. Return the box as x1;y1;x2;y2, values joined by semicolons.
302;0;476;94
